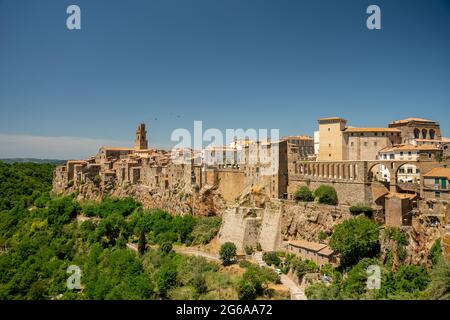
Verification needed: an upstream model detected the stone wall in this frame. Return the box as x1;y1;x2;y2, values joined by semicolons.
287;179;371;205
217;207;261;252
216;170;246;202
218;200;353;253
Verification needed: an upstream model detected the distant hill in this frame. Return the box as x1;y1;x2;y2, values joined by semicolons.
0;158;66;165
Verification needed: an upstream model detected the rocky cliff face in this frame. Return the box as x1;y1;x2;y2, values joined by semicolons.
57;178;226;217
281;202;353;242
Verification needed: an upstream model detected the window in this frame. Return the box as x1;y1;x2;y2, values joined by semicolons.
416;169;420;174
407;168;413;174
400;152;404;156
408;151;412;156
383;154;387;159
399;169;405;174
435;192;441;198
435;178;440;185
414;128;420;139
390;154;395;160
350;142;354;147
430;129;435;140
442;179;447;189
429;153;432;159
422;129;428;139
428;202;434;209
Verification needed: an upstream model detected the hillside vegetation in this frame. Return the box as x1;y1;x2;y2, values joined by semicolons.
0;162;280;300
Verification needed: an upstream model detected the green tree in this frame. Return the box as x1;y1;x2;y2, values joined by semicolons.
95;213;127;247
138;230;146;255
330;216;380;268
155;265;178;297
293;186;314;202
313;185;338;205
237;280;257;300
219;242;237;266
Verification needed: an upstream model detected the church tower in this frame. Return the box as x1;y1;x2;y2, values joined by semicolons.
135;123;148;150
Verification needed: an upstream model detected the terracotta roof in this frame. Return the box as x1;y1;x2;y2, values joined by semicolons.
423;168;450;180
318;247;335;256
344;127;400;133
380;145;441;152
288;240;328;252
385;192;417;199
390;118;436;125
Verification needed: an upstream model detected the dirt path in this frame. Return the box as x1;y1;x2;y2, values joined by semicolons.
172;246;221;262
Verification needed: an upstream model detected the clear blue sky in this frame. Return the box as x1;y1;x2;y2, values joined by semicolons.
0;0;449;158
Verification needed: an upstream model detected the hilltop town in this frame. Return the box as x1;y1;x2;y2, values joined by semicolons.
53;117;450;265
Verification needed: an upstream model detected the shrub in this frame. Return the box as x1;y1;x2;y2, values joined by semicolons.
244;245;254;256
160;242;173;255
429;239;443;266
192;274;208;295
318;230;327;241
293;186;314;202
262;252;281;267
313;185;338;205
188;216;222;245
295;259;319;278
219;242;237;266
239;260;253;269
237;281;257;300
350;204;374;217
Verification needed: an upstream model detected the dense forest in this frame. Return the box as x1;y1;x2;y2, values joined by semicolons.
0;162;282;300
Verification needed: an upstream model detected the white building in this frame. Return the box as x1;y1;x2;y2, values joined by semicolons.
378;145;440;183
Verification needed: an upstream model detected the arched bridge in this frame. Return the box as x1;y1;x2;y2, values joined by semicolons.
290;160;441;193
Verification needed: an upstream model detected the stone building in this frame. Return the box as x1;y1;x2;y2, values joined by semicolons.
286;240;338;266
345;127;401;161
317;117;401;161
281;135;315;160
422;168;450;202
378;145;443;183
389;118;442;145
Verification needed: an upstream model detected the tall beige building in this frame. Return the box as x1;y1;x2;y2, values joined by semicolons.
317;117;402;161
317;117;348;161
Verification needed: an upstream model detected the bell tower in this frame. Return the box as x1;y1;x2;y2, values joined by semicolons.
135;123;148;150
